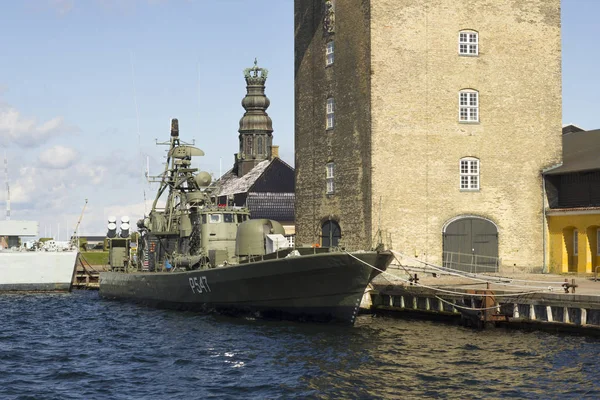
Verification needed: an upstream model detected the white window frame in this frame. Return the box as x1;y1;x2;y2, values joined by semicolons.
326;162;335;194
574;229;578;256
460;157;480;191
326;41;334;66
459;90;479;122
326;97;335;129
459;30;478;56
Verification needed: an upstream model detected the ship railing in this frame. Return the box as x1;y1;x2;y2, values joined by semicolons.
442;251;499;273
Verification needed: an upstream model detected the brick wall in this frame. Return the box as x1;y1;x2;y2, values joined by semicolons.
294;0;562;270
295;0;373;250
370;0;562;269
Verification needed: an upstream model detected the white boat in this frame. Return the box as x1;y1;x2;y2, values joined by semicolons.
0;250;79;291
0;220;79;292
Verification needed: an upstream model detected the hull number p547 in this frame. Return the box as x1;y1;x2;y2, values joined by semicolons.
189;276;211;294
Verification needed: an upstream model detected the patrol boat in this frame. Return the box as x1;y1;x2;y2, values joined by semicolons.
99;119;393;324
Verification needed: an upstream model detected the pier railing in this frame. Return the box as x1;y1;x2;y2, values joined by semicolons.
442;251;499;273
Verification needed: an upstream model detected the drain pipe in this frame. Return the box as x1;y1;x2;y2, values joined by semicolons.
542;175;547;274
541;162;563;274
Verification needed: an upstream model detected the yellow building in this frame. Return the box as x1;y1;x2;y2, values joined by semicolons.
544;125;600;273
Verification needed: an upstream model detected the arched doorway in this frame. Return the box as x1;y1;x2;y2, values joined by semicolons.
443;216;499;272
321;220;341;247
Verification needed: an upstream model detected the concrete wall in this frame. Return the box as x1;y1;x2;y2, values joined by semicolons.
369;0;562;269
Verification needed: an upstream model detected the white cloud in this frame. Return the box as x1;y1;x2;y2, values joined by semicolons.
0;107;77;147
38;145;79;169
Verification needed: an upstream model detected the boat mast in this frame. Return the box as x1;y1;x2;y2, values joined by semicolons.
150;119;179;213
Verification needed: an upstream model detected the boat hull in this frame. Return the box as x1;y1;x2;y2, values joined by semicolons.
100;250;392;324
0;251;79;292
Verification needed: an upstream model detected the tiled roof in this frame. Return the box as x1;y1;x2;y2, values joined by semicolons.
212;160;271;196
246;192;295;222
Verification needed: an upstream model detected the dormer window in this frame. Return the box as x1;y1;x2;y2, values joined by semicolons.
459;31;478;55
326;41;334;66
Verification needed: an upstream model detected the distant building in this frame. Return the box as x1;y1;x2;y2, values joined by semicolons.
544;125;600;273
213;60;295;235
76;235;106;250
294;0;562;270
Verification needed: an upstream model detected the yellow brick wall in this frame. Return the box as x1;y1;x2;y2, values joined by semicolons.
370;0;562;270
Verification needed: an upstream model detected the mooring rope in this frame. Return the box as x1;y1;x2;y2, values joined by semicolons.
390;250;567;288
434;295;503;312
345;251;552;298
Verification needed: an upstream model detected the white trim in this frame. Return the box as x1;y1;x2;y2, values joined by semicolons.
326;41;334;66
326;97;335;129
546;209;600;216
442;215;498;234
541;163;563;174
458;30;479;56
459;157;480;191
459;90;479;122
326;162;335;194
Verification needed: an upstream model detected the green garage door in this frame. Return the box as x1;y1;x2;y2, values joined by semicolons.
443;217;498;272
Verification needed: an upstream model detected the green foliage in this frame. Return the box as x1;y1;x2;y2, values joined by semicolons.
80;251;109;266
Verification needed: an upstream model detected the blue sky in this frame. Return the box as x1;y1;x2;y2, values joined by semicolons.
0;0;598;236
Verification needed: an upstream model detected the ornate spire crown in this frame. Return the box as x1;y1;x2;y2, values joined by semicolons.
244;58;269;86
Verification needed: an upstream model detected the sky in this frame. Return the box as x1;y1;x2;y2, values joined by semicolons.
0;0;598;237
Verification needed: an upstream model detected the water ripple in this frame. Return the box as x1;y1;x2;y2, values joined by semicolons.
0;291;600;399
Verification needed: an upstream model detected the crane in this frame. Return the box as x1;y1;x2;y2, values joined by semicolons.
71;199;88;249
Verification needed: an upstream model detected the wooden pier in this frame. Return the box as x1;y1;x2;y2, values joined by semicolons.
72;254;102;290
364;268;600;336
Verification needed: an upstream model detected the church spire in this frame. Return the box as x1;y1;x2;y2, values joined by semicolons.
235;59;274;177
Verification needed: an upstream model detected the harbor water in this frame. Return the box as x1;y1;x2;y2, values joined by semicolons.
1;291;599;399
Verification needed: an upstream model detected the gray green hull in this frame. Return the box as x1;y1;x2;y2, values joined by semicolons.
99;251;392;324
